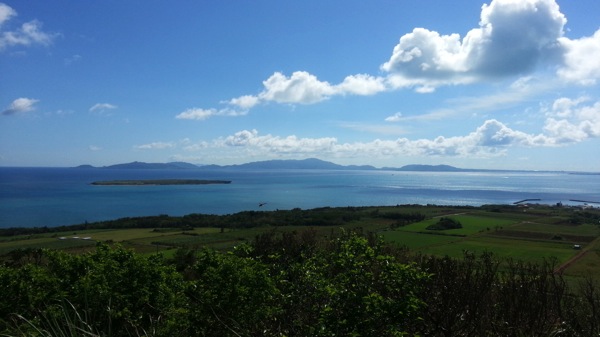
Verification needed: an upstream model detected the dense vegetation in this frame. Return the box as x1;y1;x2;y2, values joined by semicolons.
2;204;600;336
0;205;449;237
425;217;462;230
2;229;600;337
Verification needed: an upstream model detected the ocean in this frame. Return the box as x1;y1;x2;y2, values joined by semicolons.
1;167;599;228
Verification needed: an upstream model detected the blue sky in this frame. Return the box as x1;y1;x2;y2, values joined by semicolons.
1;0;599;171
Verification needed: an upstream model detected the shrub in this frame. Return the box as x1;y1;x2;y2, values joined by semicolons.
426;217;462;230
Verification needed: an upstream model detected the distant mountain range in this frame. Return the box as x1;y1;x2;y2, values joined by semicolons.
75;158;587;173
77;161;199;170
76;158;483;172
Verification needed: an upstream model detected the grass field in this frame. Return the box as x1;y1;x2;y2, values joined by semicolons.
378;206;599;273
1;204;599;277
397;215;519;235
381;231;463;249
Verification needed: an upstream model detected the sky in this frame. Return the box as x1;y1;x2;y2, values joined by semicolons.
1;0;599;171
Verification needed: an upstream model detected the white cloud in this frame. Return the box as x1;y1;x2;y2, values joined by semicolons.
258;71;337;105
385;112;403;122
134;142;175;150
228;95;260;109
335;74;387;96
202;120;556;159
176;108;215;121
225;72;387;111
89;103;117;114
2;97;38;115
183;141;210;151
0;3;58;51
221;129;337;154
550;96;589;118
543;97;600;143
381;0;566;90
0;3;16;26
177;0;600;120
177;94;600;160
88;145;102;151
557;29;600;85
175;107;247;121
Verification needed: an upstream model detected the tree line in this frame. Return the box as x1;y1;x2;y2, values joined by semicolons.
0;205;437;237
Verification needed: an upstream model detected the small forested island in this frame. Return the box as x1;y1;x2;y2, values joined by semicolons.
91;179;231;186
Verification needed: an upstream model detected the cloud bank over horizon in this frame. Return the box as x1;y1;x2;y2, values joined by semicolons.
147;96;600;163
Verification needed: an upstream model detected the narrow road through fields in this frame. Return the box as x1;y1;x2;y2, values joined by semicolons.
554;235;600;274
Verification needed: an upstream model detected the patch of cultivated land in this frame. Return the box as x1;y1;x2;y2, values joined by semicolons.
1;204;599;277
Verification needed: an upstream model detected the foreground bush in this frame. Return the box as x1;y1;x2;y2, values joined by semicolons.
1;245;185;336
2;232;600;336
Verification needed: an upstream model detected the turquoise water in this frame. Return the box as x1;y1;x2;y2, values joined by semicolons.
1;167;599;228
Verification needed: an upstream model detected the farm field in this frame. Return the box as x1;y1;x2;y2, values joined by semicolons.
1;204;599;277
380;206;600;277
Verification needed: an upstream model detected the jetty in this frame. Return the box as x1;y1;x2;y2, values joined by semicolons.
569;199;600;204
513;199;541;205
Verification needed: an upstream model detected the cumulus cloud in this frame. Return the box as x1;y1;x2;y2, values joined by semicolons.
227;95;260;110
0;3;15;26
221;129;338;154
557;30;600;85
175;107;247;120
335;74;387;96
89;103;117;114
2;97;38;115
227;72;387;110
185;71;390;120
0;3;58;51
168;94;600;160
188;119;559;159
258;71;337;105
178;0;600;120
175;108;215;121
543;97;600;143
381;0;566;89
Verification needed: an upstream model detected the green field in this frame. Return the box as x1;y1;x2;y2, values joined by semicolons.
397;214;519;235
2;204;599;277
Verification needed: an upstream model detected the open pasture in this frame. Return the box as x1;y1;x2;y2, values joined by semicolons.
1;204;599;276
381;209;593;266
508;221;600;236
561;239;600;277
417;235;575;263
0;236;96;255
381;231;463;250
397;214;519;235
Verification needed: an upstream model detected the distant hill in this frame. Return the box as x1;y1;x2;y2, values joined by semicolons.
76;159;468;172
221;158;376;170
77;161;200;170
393;164;463;172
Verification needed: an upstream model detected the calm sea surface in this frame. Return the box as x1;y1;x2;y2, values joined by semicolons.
1;167;599;228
